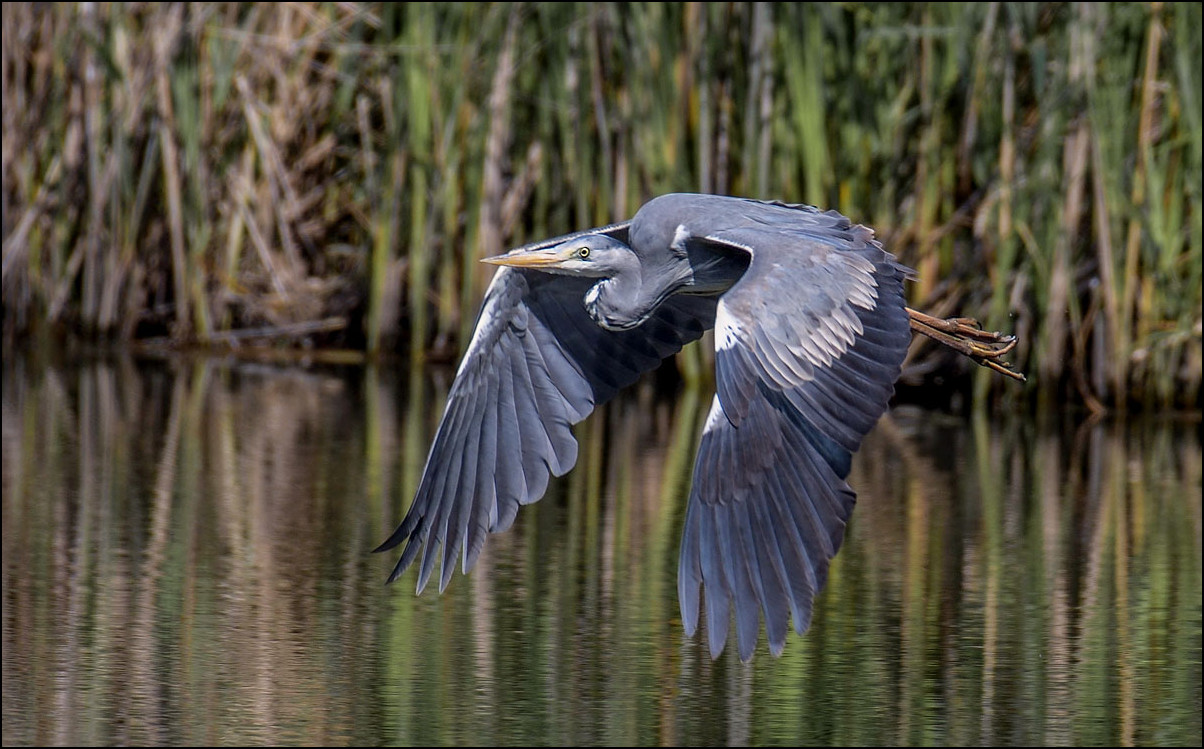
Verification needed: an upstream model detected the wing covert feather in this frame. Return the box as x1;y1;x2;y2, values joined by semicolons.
676;199;911;660
376;236;716;590
380;195;915;664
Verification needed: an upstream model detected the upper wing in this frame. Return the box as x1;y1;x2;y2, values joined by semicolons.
675;200;912;661
375;223;717;593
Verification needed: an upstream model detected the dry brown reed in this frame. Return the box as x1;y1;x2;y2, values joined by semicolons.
2;3;1200;408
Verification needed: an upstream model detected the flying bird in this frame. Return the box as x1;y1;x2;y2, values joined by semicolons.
375;193;1021;661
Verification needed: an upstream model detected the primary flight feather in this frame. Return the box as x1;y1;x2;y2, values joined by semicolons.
375;193;914;661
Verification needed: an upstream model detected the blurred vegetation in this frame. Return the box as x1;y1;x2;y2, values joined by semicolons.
2;2;1200;409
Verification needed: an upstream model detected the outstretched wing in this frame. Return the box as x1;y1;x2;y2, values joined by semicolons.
376;223;716;593
675;200;912;661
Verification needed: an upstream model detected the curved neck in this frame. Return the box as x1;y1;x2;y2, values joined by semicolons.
585;268;643;331
585;255;690;331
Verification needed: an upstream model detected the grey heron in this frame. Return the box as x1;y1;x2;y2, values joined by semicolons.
375;193;1021;661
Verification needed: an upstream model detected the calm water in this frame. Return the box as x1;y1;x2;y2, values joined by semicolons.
2;352;1200;747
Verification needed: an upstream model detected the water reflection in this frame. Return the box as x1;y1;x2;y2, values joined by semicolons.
2;354;1200;746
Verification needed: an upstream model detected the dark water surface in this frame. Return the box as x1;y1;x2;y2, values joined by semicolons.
2;353;1200;747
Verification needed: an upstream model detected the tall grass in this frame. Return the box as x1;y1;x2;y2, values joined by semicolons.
2;3;1200;408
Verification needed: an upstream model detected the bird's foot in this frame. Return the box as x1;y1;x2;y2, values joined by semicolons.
906;308;1026;382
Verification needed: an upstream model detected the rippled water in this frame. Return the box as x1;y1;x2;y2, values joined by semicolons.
2;353;1200;746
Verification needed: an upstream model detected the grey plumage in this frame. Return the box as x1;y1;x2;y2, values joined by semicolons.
375;193;912;661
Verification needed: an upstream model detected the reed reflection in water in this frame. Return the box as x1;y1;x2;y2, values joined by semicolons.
2;354;1200;746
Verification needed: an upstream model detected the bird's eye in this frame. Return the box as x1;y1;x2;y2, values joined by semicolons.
577;247;590;259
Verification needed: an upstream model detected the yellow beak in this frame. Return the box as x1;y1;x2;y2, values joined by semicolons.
481;248;570;268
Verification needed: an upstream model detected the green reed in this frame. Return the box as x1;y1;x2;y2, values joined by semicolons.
2;3;1199;408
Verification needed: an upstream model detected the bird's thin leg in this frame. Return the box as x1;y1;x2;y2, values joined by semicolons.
906;307;1027;382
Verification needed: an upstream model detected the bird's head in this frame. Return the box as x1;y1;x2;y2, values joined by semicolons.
482;233;635;279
